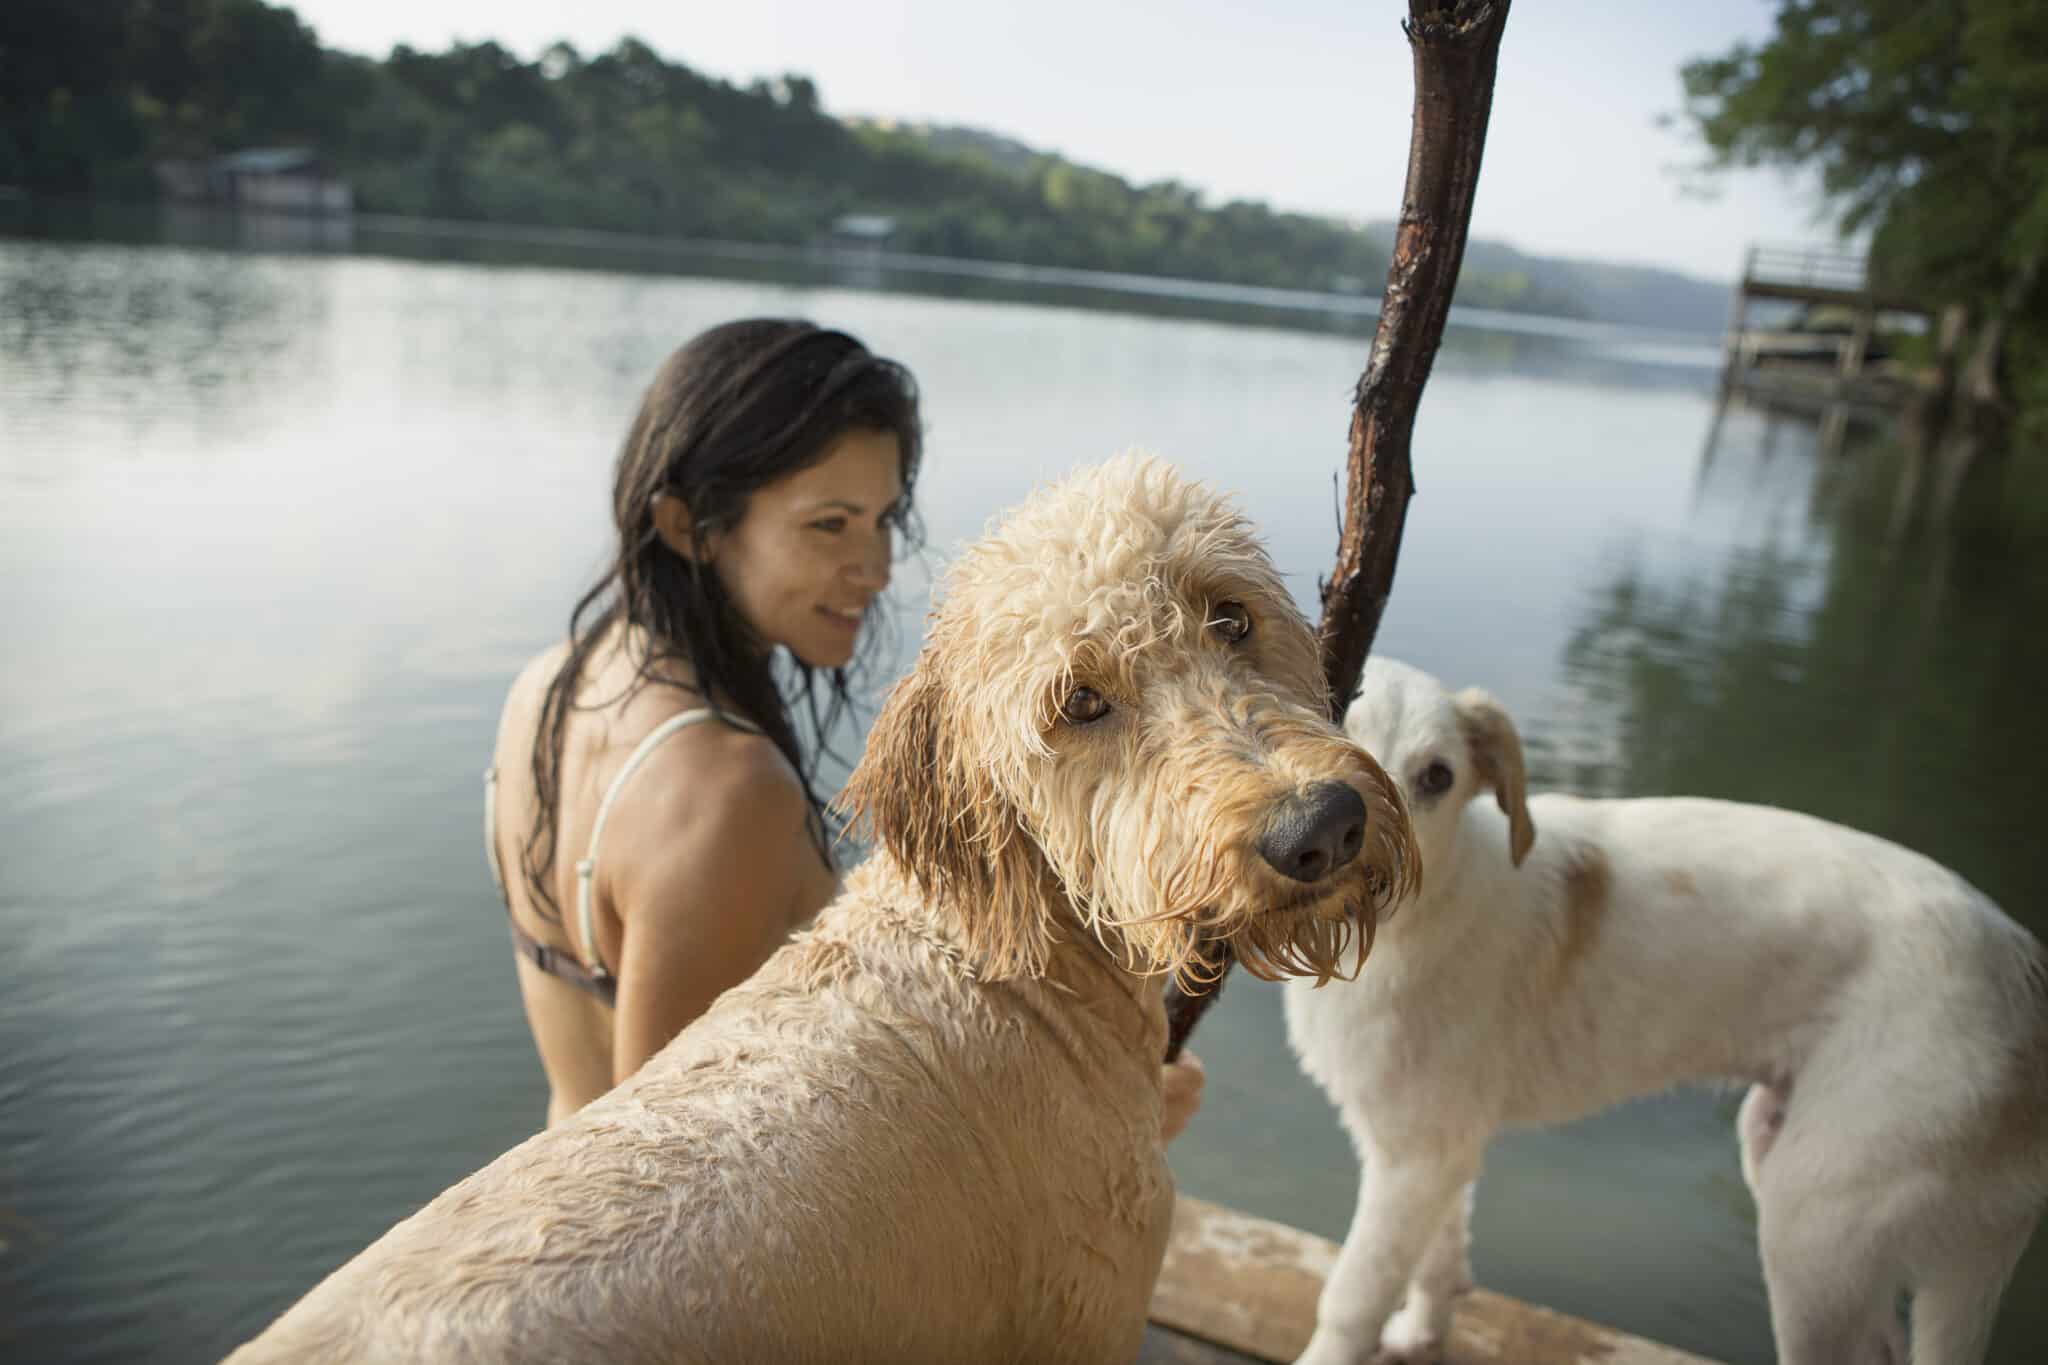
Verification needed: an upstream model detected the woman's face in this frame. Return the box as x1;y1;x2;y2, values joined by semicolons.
710;428;904;670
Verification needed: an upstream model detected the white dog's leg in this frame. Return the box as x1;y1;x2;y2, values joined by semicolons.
1758;1202;1906;1365
1907;1216;2032;1365
1374;1180;1475;1364
1297;1147;1481;1365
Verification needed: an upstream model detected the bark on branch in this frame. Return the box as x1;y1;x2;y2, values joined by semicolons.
1164;0;1511;1063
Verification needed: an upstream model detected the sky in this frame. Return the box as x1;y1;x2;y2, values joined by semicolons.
281;0;1837;283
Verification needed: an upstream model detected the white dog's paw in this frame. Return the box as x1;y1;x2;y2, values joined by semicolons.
1294;1324;1378;1365
1372;1301;1449;1364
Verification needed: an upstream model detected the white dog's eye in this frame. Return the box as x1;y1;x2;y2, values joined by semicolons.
1060;686;1112;725
1210;601;1252;644
1415;760;1455;797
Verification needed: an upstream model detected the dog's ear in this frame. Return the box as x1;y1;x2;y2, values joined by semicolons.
1455;687;1535;866
837;652;1057;979
838;661;944;864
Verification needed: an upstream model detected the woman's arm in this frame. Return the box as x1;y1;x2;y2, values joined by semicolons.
602;736;821;1083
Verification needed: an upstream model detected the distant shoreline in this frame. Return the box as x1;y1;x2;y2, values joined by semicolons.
2;193;1727;354
356;209;1721;344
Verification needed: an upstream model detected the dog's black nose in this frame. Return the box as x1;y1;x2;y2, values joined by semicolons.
1257;781;1367;884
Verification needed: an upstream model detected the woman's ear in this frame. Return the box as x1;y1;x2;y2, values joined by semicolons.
651;492;712;562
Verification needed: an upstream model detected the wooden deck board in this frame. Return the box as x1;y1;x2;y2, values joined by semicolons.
1147;1196;1721;1365
1138;1321;1268;1364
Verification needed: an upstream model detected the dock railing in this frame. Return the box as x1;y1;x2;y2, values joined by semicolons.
1741;243;1872;296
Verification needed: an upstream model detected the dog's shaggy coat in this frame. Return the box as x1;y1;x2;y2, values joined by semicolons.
1285;657;2048;1365
225;455;1417;1364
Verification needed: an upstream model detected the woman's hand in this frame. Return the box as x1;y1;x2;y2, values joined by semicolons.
1160;1050;1206;1144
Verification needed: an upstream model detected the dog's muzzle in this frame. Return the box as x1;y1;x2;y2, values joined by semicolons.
1257;781;1368;884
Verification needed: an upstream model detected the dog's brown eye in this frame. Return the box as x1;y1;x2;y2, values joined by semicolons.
1210;601;1252;644
1060;687;1111;725
1415;760;1454;797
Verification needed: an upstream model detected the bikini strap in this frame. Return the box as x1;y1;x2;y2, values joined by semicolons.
573;706;761;979
483;766;505;894
508;921;618;1006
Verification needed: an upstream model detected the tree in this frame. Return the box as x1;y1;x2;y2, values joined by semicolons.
1681;0;2048;426
1163;0;1512;1061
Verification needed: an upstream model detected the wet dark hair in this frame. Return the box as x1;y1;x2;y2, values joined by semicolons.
521;318;924;924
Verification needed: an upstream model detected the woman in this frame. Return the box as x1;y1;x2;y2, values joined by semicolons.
486;317;1203;1136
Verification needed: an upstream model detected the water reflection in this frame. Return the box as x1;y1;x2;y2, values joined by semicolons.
0;246;327;463
1563;393;2048;900
4;196;1717;396
1548;394;2048;1360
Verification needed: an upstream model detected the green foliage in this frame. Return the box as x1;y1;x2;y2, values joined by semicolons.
1682;0;2048;414
2;0;1583;312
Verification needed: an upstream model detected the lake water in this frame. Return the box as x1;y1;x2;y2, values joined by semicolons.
3;212;2044;1364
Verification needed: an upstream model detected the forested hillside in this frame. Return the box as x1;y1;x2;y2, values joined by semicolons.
6;0;1729;327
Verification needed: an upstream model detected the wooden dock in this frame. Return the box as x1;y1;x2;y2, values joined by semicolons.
1143;1196;1720;1365
1720;243;1933;412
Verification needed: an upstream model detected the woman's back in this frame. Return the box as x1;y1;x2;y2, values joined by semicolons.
489;626;834;1123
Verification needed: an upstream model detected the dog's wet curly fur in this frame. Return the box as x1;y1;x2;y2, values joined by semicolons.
227;455;1416;1364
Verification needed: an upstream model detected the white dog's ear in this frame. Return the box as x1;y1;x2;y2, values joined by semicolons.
837;652;1056;979
1454;687;1535;866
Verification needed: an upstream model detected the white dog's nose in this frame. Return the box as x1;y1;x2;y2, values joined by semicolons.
1258;781;1368;883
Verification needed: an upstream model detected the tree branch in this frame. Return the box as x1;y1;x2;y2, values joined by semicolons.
1163;0;1511;1064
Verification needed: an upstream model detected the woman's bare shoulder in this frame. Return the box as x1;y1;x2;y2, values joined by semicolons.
494;641;573;756
620;713;806;832
595;712;820;924
514;640;574;701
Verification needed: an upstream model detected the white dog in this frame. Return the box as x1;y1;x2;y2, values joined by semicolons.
1284;656;2047;1365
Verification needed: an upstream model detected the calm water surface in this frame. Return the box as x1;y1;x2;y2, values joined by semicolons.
3;226;2045;1363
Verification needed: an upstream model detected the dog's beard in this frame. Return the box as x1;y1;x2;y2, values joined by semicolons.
1096;866;1387;993
1207;878;1377;988
1239;887;1374;985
